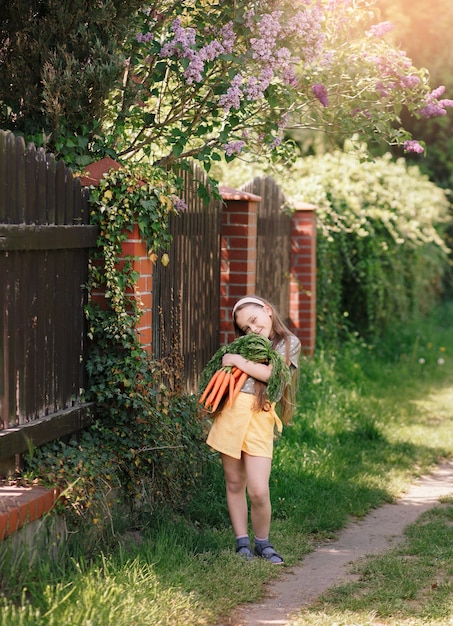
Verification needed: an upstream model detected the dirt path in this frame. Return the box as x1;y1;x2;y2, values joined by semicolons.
220;459;453;626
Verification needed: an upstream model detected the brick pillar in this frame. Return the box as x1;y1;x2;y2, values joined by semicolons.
120;225;153;354
80;157;153;354
289;203;317;355
219;186;261;345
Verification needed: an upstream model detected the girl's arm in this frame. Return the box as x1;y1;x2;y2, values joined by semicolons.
222;353;272;383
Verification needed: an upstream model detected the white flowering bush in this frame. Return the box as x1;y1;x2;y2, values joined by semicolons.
279;148;451;343
103;0;453;174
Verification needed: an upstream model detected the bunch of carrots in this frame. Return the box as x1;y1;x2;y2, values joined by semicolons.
198;334;290;415
198;366;248;413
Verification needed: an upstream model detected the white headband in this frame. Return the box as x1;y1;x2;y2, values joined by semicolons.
232;296;265;318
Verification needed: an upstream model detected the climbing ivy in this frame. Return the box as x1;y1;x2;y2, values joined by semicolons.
86;163;180;346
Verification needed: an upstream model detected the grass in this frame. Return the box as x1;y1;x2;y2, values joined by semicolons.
1;303;453;625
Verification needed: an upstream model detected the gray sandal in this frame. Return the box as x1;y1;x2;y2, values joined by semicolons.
254;541;284;564
236;537;254;560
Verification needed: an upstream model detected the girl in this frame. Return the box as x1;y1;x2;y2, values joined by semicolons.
206;296;301;564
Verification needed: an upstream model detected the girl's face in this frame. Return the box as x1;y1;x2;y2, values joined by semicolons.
234;304;274;339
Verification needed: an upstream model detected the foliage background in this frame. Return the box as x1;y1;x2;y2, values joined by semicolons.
280;150;451;344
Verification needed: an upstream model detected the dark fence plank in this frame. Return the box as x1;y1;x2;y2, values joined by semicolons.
0;133;6;222
241;176;291;325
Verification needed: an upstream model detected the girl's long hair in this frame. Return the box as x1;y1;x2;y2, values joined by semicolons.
233;297;299;424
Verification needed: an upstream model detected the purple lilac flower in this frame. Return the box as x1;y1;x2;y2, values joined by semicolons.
286;8;325;64
200;40;225;62
219;74;243;112
403;140;424;154
160;20;196;58
368;49;411;81
244;67;273;100
274;47;292;70
257;12;282;39
250;37;274;62
172;197;188;211
171;19;196;48
244;76;263;100
249;12;282;62
376;82;389;98
200;22;235;61
400;75;420;89
243;8;255;28
419;86;453;118
223;140;245;156
320;50;334;69
161;19;236;85
420;102;448;118
136;32;154;44
183;50;204;84
282;66;297;86
219;22;235;54
312;83;328;107
431;85;446;98
366;21;394;38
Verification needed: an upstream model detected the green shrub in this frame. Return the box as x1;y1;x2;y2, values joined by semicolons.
281;149;451;344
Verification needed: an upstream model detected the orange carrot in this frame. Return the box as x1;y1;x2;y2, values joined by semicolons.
210;372;231;412
228;371;235;406
232;366;243;379
199;369;221;404
205;369;227;407
230;371;248;404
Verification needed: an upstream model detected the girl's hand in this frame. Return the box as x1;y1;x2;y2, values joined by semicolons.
222;353;239;368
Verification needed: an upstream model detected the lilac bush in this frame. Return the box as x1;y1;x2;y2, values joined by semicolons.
106;0;453;170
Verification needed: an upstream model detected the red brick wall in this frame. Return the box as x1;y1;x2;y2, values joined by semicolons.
121;224;153;353
289;205;317;355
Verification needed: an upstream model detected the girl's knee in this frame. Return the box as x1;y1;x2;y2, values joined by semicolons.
248;486;270;507
226;475;247;495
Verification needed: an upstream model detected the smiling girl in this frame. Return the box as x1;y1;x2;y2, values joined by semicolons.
206;296;301;563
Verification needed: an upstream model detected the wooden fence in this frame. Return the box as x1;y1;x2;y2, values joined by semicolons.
242;177;291;325
0;131;96;472
152;166;223;390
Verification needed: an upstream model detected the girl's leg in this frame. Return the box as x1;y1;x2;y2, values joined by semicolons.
242;453;272;539
221;453;248;536
243;453;283;564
